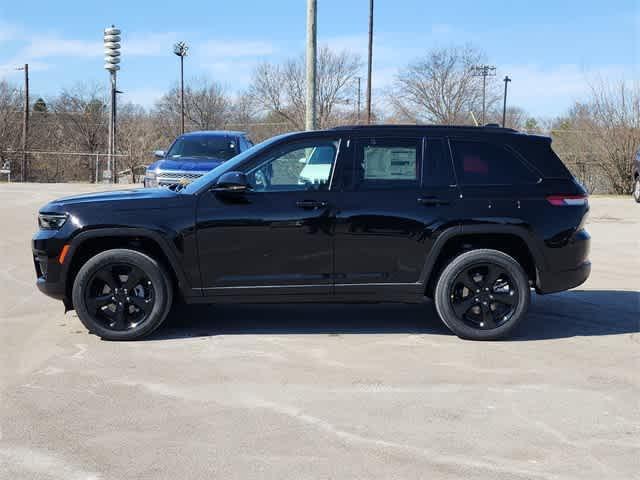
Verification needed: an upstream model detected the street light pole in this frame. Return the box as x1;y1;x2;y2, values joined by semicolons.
502;75;511;128
173;41;189;134
471;64;496;125
305;0;317;130
104;26;121;183
365;0;374;124
356;76;361;123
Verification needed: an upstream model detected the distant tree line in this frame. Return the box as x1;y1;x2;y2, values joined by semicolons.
0;44;637;193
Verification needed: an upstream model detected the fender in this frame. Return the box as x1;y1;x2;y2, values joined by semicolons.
64;227;197;299
418;223;546;284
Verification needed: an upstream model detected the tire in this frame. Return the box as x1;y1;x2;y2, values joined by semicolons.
633;177;640;203
72;249;173;340
434;249;530;340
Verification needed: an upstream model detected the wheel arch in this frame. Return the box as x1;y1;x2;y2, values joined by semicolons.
63;228;193;307
421;225;544;298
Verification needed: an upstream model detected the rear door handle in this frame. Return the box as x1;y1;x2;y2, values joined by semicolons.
296;200;328;209
417;196;450;206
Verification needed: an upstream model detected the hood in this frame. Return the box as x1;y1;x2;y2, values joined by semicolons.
41;187;179;211
147;157;224;172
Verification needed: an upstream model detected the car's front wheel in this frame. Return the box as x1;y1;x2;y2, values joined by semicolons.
72;249;173;340
633;176;640;203
434;249;530;340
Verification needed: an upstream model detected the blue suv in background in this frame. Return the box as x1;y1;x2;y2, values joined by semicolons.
144;131;253;187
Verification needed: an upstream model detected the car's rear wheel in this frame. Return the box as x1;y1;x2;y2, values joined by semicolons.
633;177;640;203
434;249;530;340
72;249;173;340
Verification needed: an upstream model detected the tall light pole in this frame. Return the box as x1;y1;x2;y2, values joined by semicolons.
502;75;511;128
173;41;189;134
365;0;374;124
471;64;496;125
355;76;362;123
305;0;317;130
104;25;121;183
16;64;29;182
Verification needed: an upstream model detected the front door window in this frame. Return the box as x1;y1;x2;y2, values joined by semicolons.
246;140;338;192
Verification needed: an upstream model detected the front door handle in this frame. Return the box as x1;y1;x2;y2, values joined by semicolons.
417;196;450;206
296;199;328;209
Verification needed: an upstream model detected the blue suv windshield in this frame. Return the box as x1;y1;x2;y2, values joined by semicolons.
167;135;238;161
181;133;291;194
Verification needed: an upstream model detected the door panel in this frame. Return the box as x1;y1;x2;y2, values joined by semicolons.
334;136;460;297
195;137;341;297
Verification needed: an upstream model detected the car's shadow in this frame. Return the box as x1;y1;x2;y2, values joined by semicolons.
147;290;639;342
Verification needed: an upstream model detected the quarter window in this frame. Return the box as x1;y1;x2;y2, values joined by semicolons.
450;140;538;185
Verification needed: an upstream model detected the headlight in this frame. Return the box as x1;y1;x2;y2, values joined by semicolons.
144;170;158;188
38;213;68;230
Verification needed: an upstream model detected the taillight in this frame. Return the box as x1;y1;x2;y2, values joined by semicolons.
546;194;589;206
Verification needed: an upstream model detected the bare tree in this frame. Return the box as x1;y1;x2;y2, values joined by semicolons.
154;78;233;138
48;83;107;182
249;46;362;130
0;80;22;171
552;80;639;194
389;46;499;125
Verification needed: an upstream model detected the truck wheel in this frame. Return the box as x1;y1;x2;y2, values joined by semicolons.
434;249;530;340
633;177;640;203
72;249;173;341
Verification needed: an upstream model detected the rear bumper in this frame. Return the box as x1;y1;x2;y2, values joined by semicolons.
536;260;591;294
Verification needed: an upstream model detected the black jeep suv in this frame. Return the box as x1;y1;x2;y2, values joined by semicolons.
33;125;591;341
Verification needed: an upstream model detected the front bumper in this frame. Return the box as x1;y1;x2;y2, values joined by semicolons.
33;232;69;302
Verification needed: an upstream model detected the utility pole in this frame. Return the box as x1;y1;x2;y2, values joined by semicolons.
305;0;317;130
365;0;374;124
471;64;496;125
502;75;511;128
173;41;189;134
104;25;121;183
356;76;361;123
16;64;29;182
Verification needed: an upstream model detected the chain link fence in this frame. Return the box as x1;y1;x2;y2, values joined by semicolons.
0;150;142;184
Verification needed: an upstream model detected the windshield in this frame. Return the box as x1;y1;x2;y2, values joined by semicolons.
166;135;238;161
181;133;292;194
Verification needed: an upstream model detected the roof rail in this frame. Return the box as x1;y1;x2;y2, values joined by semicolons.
330;124;518;132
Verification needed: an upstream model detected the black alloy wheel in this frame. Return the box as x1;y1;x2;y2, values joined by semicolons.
449;263;518;330
85;263;155;331
434;249;530;340
72;249;173;340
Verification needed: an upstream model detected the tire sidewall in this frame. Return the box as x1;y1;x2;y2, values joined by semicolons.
634;178;640;203
434;249;531;340
72;249;173;340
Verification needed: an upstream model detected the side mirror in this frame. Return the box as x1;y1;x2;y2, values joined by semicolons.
212;171;251;193
153;150;165;159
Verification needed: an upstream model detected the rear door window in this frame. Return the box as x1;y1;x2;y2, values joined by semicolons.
352;137;421;190
449;140;538;185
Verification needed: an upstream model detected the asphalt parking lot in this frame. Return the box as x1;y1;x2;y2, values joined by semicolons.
0;183;638;480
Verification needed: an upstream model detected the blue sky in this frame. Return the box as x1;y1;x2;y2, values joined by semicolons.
0;0;638;118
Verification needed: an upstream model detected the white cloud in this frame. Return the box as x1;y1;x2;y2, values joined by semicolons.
502;63;635;117
0;23;19;45
123;87;165;107
124;32;181;57
22;37;102;58
196;39;275;58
